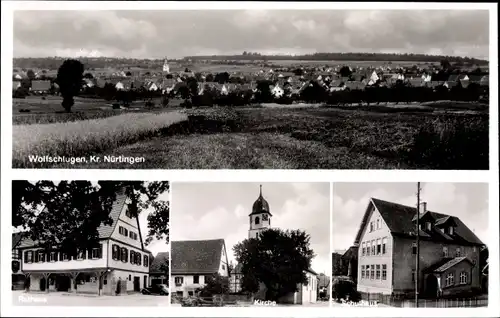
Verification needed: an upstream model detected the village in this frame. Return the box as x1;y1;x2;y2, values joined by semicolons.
12;57;489;106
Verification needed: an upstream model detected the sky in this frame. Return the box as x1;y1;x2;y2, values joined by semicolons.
332;182;489;251
13;10;490;59
171;182;331;275
13;181;170;257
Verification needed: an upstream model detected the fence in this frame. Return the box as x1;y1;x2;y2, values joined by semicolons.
362;292;488;308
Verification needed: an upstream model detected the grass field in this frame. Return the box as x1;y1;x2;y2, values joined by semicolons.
14;103;488;169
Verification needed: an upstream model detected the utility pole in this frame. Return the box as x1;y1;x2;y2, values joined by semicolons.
415;182;421;307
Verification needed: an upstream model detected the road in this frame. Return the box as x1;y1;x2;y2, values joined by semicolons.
13;291;170;307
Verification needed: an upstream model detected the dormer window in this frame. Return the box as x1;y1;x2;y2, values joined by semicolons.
448;226;454;235
426;222;431;231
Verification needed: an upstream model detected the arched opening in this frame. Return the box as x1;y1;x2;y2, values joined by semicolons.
425;274;439;298
255;217;260;225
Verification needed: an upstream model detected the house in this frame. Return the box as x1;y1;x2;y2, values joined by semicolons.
479;75;489;86
115;81;125;91
12;233;25;289
229;263;243;293
354;198;484;298
170;239;230;298
13;81;21;90
149;252;169;286
246;186;318;304
31;80;51;93
342;246;359;284
270;84;284;98
17;191;151;295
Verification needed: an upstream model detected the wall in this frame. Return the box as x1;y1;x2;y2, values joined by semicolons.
392;236;480;295
22;244;107;272
107;241;150;274
171;274;205;297
218;246;229;277
439;260;480;296
248;213;271;239
357;205;393;294
109;204;143;250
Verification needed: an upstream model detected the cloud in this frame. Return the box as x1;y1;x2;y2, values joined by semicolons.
332;183;489;251
171;182;330;274
13;10;490;59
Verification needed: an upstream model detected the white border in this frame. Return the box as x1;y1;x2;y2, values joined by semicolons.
1;1;498;317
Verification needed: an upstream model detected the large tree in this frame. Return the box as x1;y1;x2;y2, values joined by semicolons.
233;228;315;302
56;59;85;112
12;181;169;257
198;273;230;297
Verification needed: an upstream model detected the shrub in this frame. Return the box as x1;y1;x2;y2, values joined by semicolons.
331;279;361;302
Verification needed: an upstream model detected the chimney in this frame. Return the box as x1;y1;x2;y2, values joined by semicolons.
419;202;427;214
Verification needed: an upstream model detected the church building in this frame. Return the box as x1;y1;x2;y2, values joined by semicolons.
243;185;319;305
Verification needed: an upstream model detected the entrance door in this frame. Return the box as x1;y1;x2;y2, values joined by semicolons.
426;275;439;298
144;276;147;289
40;277;46;291
133;277;140;292
56;275;71;292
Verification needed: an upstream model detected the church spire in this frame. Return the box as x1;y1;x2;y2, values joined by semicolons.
259;184;262;197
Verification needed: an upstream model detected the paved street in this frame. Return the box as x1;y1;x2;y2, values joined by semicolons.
13;291;170;306
171;300;330;307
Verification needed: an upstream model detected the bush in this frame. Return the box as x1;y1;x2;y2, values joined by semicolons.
406;117;489;169
331;279;361;302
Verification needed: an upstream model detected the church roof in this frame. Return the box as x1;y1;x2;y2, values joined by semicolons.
250;185;272;216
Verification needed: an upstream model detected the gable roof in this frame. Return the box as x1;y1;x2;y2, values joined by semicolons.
12;232;25;249
424;257;472;273
171;239;225;275
149;252;169;274
354;198;483;246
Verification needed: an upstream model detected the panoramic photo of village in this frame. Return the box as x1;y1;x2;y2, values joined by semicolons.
12;9;489;169
170;182;331;307
331;182;489;308
11;181;171;306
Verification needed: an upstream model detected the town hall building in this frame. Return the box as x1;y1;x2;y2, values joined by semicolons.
15;191;151;295
354;198;484;299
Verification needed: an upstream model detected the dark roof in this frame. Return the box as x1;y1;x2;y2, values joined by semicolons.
354;198;483;246
424;257;472;273
18;193;129;249
250;185;271;216
149;252;169;274
12;232;25;249
171;239;225;275
342;246;358;261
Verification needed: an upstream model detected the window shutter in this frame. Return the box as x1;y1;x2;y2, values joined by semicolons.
138;253;142;266
125;248;129;262
34;250;39;263
112;245;117;260
98;244;103;259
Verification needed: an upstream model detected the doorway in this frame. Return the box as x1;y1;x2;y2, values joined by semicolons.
133;276;140;292
425;274;439;298
40;277;46;291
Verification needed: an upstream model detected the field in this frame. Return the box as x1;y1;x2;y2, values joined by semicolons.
12;97;489;169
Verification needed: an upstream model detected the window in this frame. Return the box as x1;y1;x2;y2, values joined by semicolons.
62;253;69;261
473;246;477;252
370;222;374;232
376;265;381;279
91;245;102;259
362;242;366;256
175;277;184;286
382;237;387;254
112;245;120;260
130;251;136;264
137;253;142;266
448;226;454;235
371;240;376;255
456;247;461;257
426;222;431;231
255;217;260;225
366;242;370;256
382;265;387;280
121;247;128;262
193;275;199;284
376;219;380;230
411;270;415;282
412;242;417;254
376;239;381;255
12;249;19;260
128;275;131;281
365;265;369;279
77;250;86;260
222;264;225;270
49;251;57;262
361;265;365;279
459;272;467;284
36;251;45;263
129;232;138;240
443;246;449;257
370;265;375;279
125;209;132;218
144;255;149;267
446;273;454;286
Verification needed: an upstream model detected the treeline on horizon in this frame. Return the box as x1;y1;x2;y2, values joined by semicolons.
13;52;487;70
183;52;488;64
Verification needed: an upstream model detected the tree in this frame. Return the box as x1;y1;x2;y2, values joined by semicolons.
126;71;132;76
254;80;273;103
199;273;230;297
339;66;352;78
56;59;85;112
440;59;452;70
293;68;304;76
83;73;94;79
26;69;36;80
12;181;170;256
233;228;315;302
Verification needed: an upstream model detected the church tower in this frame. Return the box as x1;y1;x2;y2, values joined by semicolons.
248;185;272;239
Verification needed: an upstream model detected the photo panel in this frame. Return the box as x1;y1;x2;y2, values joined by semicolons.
11;180;170;307
11;8;490;170
331;182;489;308
170;182;331;307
